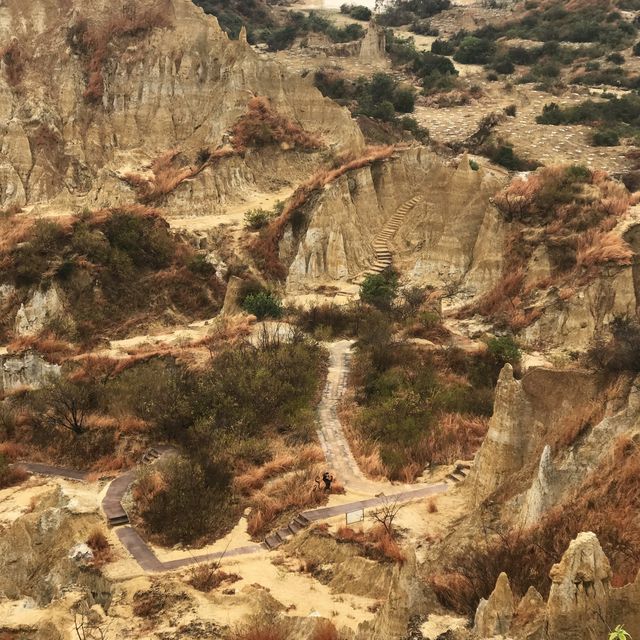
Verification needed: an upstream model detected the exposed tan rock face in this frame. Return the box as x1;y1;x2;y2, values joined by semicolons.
476;534;640;640
1;351;61;391
473;572;515;638
359;22;388;65
281;149;506;292
0;0;362;210
546;532;612;640
521;268;637;352
14;286;65;336
470;365;602;505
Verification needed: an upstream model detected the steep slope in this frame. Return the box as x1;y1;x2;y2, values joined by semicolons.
280;149;507;293
0;0;362;211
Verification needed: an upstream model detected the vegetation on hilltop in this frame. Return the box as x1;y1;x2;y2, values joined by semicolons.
0;207;224;344
461;165;637;331
0;331;328;545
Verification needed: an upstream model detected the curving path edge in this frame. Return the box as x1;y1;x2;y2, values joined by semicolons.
15;341;454;571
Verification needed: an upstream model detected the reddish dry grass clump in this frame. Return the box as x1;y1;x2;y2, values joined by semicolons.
86;528;113;566
463;165;634;330
70;8;172;103
336;524;407;564
246;466;333;538
7;333;77;364
232;620;288;640
250;145;397;279
231;96;323;153
187;563;241;592
124;147;236;203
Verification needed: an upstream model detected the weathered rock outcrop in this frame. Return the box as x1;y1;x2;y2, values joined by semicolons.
546;532;612;640
473;572;515;638
475;533;640;640
1;351;61;391
0;0;363;211
281;149;507;292
470;365;602;505
14;286;65;336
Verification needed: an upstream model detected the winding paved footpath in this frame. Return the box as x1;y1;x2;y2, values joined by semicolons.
17;341;449;572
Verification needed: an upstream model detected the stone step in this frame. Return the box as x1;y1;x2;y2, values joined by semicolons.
288;521;305;535
108;514;130;527
294;514;312;527
264;534;282;550
276;527;292;543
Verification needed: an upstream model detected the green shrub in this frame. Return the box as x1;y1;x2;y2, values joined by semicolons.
453;36;495;64
188;254;216;276
241;290;283;319
393;87;416;113
487;335;521;369
634;41;640;57
469;159;479;171
592;128;620;146
341;4;372;20
244;208;274;230
360;269;399;310
431;38;455;55
140;455;236;545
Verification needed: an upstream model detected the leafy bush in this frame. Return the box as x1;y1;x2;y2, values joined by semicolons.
634;41;640;57
138;455;235;546
592;128;620;146
453;36;495;64
360;269;399;310
431;38;455;55
244;208;275;230
378;0;451;26
340;4;372;20
241;290;283;320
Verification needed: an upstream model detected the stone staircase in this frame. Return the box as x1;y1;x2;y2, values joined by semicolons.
105;447;164;527
354;195;424;284
445;461;473;484
264;513;312;550
141;447;161;465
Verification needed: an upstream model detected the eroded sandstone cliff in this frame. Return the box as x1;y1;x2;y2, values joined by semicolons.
0;0;362;211
280;148;507;292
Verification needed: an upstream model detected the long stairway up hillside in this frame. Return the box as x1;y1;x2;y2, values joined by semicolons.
354;195;424;284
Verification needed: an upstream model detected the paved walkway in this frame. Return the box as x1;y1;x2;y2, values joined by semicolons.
318;340;421;496
14;342;451;572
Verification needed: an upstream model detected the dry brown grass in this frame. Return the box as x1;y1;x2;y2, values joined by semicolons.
0;462;29;489
124;146;236;203
0;441;26;461
246;466;328;538
86;528;113;566
250;145;397;279
432;436;640;615
310;620;340;640
576;230;634;268
232;96;323;152
232;620;288;640
427;413;489;465
187;563;240;592
427;497;438;513
7;333;76;364
336;524;406;564
74;8;172;103
554;399;604;451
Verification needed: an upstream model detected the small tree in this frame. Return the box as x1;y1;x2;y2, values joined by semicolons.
241;290;283;320
40;378;93;436
370;496;404;536
360;269;399;310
